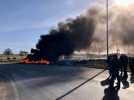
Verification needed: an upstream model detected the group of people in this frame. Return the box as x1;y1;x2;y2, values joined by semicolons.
105;54;133;90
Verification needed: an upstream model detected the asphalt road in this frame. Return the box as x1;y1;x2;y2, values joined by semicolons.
0;64;133;100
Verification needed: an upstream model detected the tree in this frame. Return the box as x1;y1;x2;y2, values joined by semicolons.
3;48;13;55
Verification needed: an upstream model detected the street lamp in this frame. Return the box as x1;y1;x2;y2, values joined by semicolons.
106;0;109;59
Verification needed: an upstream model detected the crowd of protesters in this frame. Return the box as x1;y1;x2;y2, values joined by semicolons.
102;54;134;90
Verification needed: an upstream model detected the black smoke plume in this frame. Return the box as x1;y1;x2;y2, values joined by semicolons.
27;15;96;62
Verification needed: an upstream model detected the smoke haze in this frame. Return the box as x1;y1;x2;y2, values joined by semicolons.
28;9;97;62
28;1;134;62
89;3;134;54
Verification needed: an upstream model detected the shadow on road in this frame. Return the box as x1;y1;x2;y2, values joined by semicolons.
102;87;120;100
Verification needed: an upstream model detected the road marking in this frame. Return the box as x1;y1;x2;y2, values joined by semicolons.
56;69;106;100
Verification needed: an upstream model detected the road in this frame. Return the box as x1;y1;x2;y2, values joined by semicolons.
0;64;133;100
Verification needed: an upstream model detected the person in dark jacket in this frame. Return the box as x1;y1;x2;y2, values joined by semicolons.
101;55;113;86
119;54;128;80
119;54;129;89
109;54;121;90
107;55;113;80
129;57;134;83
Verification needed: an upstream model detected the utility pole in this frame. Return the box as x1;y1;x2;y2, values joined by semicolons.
106;0;109;59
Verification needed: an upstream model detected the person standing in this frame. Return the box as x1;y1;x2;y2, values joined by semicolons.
106;55;113;80
109;54;121;90
119;54;129;89
119;54;128;81
129;57;134;83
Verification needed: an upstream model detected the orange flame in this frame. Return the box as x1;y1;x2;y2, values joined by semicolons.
20;58;50;64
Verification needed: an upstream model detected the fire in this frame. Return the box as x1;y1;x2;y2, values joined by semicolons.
20;58;50;64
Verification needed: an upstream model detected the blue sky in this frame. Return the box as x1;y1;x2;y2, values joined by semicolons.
0;0;98;53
